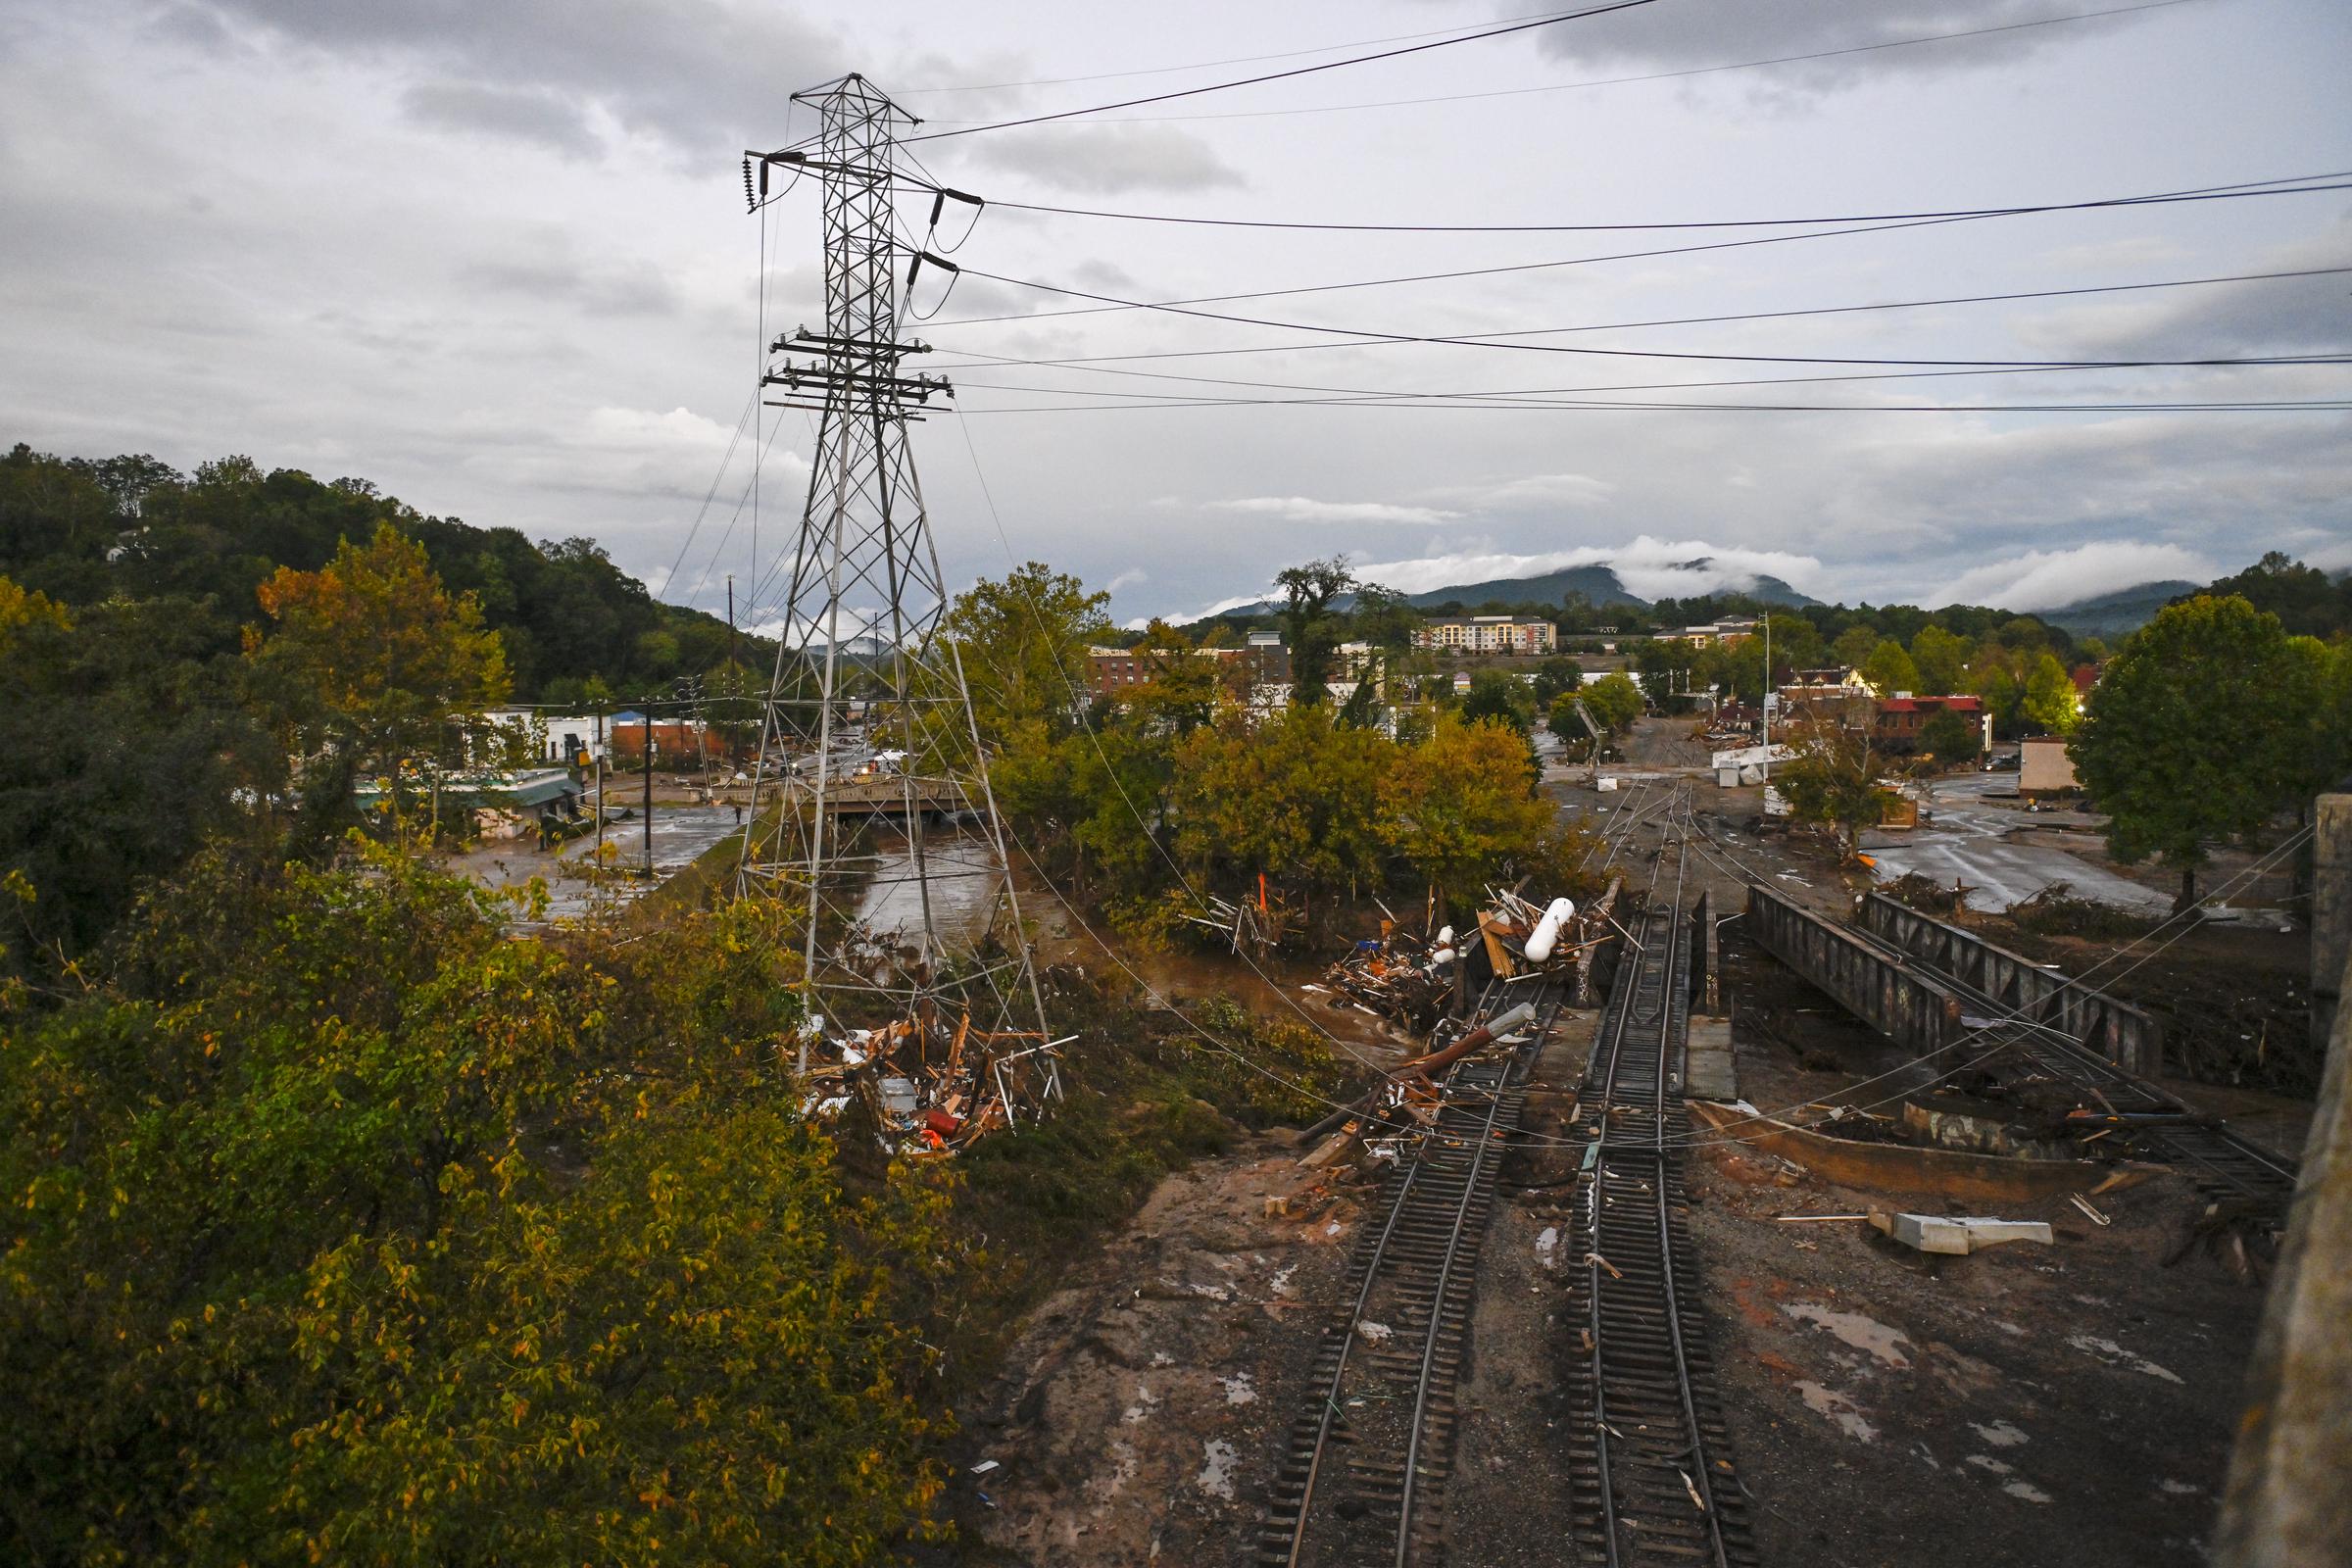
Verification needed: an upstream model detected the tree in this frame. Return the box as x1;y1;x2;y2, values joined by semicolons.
944;562;1109;746
1581;671;1644;734
0;851;956;1567
243;521;510;792
1170;706;1389;900
1530;656;1584;705
1776;725;1891;859
1760;612;1823;677
2204;550;2350;638
1915;708;1983;764
1858;638;1922;697
1460;669;1533;736
1831;622;1882;670
1347;582;1420;654
2070;594;2308;909
2;585;280;989
2021;651;2081;735
1379;712;1553;904
1273;556;1356;706
1910;623;1973;695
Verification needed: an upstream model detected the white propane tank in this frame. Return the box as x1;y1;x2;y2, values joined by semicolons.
1429;948;1457;966
1434;925;1455;948
1523;897;1578;962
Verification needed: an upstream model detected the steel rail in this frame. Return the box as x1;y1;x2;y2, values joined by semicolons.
1392;993;1565;1566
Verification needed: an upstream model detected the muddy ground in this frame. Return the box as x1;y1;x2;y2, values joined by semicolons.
937;960;2281;1568
929;717;2306;1565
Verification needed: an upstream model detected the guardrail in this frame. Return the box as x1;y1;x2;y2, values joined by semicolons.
1856;893;2163;1074
1745;884;1965;1055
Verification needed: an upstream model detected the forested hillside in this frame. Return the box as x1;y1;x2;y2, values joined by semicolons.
0;443;764;703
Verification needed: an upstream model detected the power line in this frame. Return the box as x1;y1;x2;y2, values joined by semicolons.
961;393;2352;415
924;264;2352;374
912;0;2205;126
932;175;2352;329
942;355;2352;408
893;7;1584;94
945;250;2352;369
973;167;2348;235
900;0;1661;144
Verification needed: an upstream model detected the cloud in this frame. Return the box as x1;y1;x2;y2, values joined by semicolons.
456;254;682;317
1434;471;1614;511
1349;535;1825;600
1537;0;2166;92
191;0;848;157
957;122;1244;194
1106;567;1148;591
2017;222;2352;360
401;80;601;159
1927;540;2218;610
1209;496;1459;526
463;404;806;504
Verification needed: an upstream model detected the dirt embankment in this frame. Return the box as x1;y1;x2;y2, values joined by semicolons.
937;1133;1365;1566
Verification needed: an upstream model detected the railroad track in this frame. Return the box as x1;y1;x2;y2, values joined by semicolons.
1564;826;1759;1568
1841;925;2300;1214
1257;981;1565;1568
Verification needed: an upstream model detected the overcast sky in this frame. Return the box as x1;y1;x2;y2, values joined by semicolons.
3;0;2347;627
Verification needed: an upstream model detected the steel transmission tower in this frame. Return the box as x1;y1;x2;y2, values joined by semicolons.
739;75;1052;1066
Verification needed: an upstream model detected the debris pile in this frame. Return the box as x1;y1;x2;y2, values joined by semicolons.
1313;921;1460;1027
1186;880;1297;959
799;1011;1068;1155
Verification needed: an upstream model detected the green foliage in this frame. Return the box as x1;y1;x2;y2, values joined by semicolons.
2200;551;2352;638
945;560;1108;747
1831;623;1881;669
1172;707;1388;897
1776;725;1890;858
1858;638;1923;697
2020;651;2082;735
0;443;756;700
1;847;982;1565
244;522;512;777
2070;594;2314;906
1460;669;1533;736
1530;657;1584;705
1909;623;1973;695
1273;556;1356;706
1378;712;1552;900
1915;708;1983;762
1581;671;1644;734
1;582;282;989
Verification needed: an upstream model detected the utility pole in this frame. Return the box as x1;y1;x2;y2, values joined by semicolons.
643;702;655;878
594;709;606;861
740;75;1054;1074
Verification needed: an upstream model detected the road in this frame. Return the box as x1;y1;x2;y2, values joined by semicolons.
1863;771;2171;915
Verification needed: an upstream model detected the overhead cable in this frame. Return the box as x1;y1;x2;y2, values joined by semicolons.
900;0;1661;144
912;0;2204;127
932;175;2352;329
923;264;2352;374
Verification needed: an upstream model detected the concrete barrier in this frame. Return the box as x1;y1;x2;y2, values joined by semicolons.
1856;893;2164;1074
1744;884;1965;1056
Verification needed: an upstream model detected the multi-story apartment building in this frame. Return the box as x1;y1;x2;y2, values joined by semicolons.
1411;614;1558;656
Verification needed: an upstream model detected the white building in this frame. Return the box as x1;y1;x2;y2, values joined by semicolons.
481;710;609;766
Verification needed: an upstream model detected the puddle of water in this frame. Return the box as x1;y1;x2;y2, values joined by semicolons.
2066;1333;2183;1385
1794;1380;1878;1443
1221;1372;1256;1406
1970;1419;2029;1448
2003;1479;2054;1503
1198;1438;1239;1500
1536;1225;1561;1268
1783;1302;1913;1369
